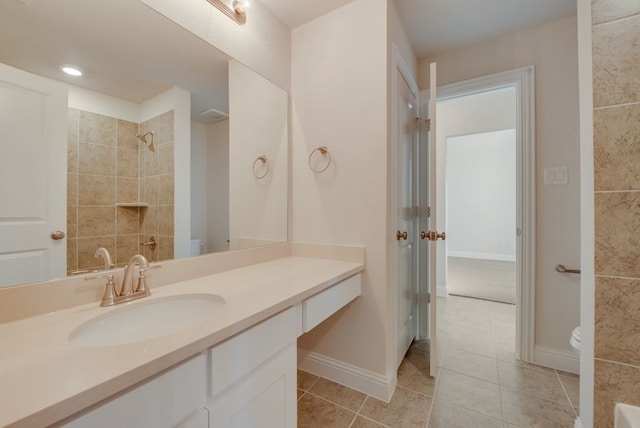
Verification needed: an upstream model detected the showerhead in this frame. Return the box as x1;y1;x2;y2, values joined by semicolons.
136;131;154;147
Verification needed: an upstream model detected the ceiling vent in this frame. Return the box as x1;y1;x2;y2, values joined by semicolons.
199;108;229;122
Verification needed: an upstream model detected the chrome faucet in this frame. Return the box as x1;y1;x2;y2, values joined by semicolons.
94;247;114;271
88;254;159;307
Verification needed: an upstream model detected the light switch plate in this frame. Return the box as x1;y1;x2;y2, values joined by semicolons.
544;167;568;185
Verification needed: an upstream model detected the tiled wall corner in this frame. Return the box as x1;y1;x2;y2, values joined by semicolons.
139;110;174;262
66;108;175;272
592;1;640;425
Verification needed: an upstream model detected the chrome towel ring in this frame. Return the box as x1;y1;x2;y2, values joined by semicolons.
252;155;269;179
308;146;331;173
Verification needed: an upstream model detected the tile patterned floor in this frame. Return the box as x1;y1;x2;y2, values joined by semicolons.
297;295;579;427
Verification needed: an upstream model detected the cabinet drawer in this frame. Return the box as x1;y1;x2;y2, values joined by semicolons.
209;305;301;397
302;273;361;333
64;354;207;428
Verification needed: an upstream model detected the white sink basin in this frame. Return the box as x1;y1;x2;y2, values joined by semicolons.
616;403;640;428
69;294;225;347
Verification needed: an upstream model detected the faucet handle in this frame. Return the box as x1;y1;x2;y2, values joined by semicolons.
100;274;118;306
135;264;160;295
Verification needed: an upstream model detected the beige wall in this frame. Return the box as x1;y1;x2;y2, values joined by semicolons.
591;1;640;425
418;17;582;358
139;0;290;91
228;60;288;249
292;0;391;377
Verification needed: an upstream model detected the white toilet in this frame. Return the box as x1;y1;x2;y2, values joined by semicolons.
570;326;581;355
190;239;203;256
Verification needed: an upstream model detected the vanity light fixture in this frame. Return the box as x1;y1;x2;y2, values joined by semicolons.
206;0;247;25
62;66;82;77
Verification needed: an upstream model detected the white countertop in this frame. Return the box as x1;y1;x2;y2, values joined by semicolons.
0;256;363;427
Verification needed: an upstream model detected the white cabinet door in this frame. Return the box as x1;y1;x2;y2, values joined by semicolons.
64;354;207;428
177;409;209;428
207;344;297;428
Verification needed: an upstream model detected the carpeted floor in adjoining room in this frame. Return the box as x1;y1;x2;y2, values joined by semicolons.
446;257;516;304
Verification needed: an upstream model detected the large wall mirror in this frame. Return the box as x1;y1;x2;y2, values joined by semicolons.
0;0;288;288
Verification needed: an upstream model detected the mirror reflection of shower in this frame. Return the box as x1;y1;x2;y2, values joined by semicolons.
136;131;155;151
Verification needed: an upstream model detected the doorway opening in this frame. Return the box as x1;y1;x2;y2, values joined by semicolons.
441;87;517;305
417;66;536;364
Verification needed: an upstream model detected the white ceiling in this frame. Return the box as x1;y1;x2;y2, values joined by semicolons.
1;0;231;123
259;0;577;58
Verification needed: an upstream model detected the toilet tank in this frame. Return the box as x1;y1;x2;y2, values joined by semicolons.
190;239;203;256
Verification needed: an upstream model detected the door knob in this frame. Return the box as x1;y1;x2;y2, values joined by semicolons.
396;231;408;241
420;231;446;241
50;231;65;240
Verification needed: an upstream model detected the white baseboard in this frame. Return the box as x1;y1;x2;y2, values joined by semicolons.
574;417;584;428
297;350;395;402
533;345;579;374
447;251;516;262
437;283;448;297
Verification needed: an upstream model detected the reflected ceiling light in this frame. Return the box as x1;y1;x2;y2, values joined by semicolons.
206;0;247;25
62;66;82;77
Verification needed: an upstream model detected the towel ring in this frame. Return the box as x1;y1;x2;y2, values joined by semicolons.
308;146;331;173
252;155;269;179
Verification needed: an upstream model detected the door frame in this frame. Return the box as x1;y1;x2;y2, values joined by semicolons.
419;66;536;363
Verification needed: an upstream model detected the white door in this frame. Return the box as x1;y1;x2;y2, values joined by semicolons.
395;67;418;366
419;63;441;377
0;63;67;287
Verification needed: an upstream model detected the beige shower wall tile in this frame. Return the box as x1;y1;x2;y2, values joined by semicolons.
158;142;174;174
595;192;640;277
79;111;116;146
117;119;138;150
116;234;140;266
67;139;78;174
156;110;174;144
68;108;79;143
67;173;77;206
594;359;640;427
158;205;174;237
141;176;158;205
142;148;159;176
593;15;640;107
116;207;140;235
117;148;138;178
158;174;174;205
595;276;640;365
140;206;159;236
79;143;116;176
158;236;174;262
67;205;77;239
592;0;640;25
67;238;78;274
77;236;115;270
78;174;115;206
594;104;640;190
78;206;115;238
117;177;139;204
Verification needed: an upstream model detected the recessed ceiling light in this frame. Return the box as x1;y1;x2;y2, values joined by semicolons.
62;66;82;77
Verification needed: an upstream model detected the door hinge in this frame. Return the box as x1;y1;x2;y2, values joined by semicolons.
425;207;431;218
426;292;431;304
416;117;431;131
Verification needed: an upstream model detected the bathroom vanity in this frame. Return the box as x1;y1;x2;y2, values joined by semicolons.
0;244;364;427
